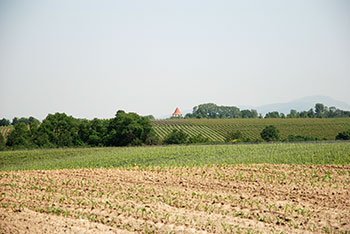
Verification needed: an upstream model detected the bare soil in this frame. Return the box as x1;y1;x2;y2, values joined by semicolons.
1;164;349;233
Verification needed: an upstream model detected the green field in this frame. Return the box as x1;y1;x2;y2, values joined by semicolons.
1;142;349;171
152;118;350;142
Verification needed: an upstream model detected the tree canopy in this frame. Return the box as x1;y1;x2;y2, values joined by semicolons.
106;110;158;146
260;125;280;142
185;103;257;119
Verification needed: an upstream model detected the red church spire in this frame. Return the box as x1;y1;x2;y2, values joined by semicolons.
172;107;182;117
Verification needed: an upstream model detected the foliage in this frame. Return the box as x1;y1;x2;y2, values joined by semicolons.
6;123;33;149
264;111;281;118
260;125;280;142
0;118;10;126
187;103;257;119
336;130;350;140
163;129;189;144
33;113;82;147
11;116;40;126
186;102;350;119
287;104;350;118
78;118;109;147
241;109;258;118
106;110;157;146
284;135;319;142
143;115;155;120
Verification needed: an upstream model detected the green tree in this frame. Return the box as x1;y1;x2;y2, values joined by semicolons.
191;103;241;119
241;109;258;118
6;123;33;148
163;129;189;144
260;125;280;142
12;117;18;125
307;108;315;118
0;118;10;126
264;111;280;118
34;113;81;147
315;103;326;118
106;110;157;146
77;118;109;146
143;115;155;120
287;109;298;118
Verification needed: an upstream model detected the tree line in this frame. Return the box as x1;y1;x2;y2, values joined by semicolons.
265;103;350;118
0;111;159;150
184;103;258;119
183;103;350;119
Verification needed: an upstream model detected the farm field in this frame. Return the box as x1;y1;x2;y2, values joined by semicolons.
1;142;350;171
151;118;350;142
1;164;350;233
0;142;350;233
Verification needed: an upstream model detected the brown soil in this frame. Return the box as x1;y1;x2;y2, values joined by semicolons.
1;164;349;233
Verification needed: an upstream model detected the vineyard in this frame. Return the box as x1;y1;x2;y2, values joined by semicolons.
152;118;350;142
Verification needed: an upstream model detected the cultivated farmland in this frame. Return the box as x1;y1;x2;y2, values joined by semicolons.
0;142;350;233
152;118;350;142
1;164;349;233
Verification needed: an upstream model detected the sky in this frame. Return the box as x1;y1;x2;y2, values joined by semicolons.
0;0;349;120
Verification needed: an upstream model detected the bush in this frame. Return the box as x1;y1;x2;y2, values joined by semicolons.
163;129;188;144
260;125;280;142
336;130;350;140
285;135;318;142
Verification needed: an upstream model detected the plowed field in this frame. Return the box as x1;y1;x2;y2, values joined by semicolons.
1;164;349;233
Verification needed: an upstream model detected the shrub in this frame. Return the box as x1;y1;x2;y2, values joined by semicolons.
336;130;350;140
260;125;280;142
285;135;318;142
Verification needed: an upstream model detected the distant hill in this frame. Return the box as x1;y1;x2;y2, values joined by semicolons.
245;96;350;115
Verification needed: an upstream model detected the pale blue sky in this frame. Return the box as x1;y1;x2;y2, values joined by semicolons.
0;0;349;120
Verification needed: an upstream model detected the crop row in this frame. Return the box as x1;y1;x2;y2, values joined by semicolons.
152;118;350;141
1;164;349;233
0;165;350;233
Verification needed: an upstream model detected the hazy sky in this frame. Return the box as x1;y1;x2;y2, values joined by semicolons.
1;0;349;120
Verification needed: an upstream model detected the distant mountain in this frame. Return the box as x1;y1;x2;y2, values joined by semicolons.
247;96;350;115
